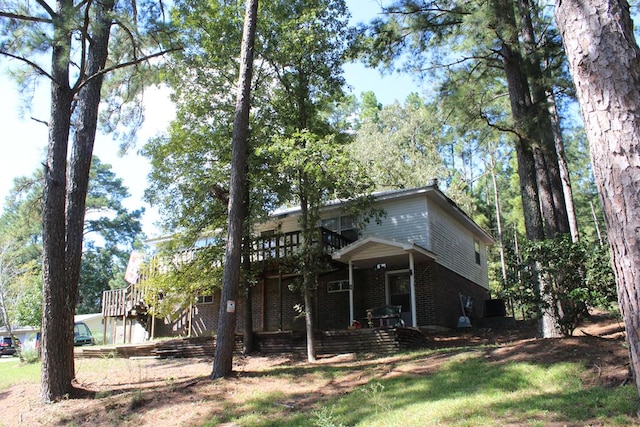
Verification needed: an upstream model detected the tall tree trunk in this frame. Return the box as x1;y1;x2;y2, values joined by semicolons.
41;0;74;403
492;0;561;337
555;0;640;400
590;201;604;247
547;90;580;242
300;197;317;363
488;152;508;283
65;0;115;383
212;0;258;379
242;226;254;355
517;0;571;238
492;0;544;241
303;284;316;362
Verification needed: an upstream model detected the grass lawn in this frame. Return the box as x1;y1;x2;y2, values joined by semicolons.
2;342;638;426
218;350;639;427
0;357;40;390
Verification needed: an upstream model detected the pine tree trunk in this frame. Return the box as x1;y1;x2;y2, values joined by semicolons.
41;0;74;403
492;0;544;242
489;153;508;283
517;0;571;238
547;90;580;242
492;0;561;337
556;0;640;399
212;0;258;379
65;0;115;383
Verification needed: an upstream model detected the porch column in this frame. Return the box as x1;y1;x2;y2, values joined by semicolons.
409;252;417;327
348;260;354;324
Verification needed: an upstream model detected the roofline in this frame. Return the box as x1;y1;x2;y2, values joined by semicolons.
269;186;435;218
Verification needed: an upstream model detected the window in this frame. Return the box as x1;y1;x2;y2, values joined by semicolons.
321;215;358;241
474;239;481;265
259;229;278;258
197;295;214;304
340;216;359;241
320;217;338;232
327;280;350;293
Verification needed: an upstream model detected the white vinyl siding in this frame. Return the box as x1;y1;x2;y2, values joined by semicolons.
428;201;489;289
360;197;430;248
258;199;430;245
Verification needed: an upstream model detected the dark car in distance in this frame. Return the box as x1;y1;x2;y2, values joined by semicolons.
0;336;18;356
74;322;95;346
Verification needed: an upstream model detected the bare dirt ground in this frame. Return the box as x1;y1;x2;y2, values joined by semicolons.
2;312;632;426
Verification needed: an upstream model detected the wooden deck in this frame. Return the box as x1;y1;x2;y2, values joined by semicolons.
76;328;427;359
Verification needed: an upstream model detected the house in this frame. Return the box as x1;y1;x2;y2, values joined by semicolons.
0;325;39;351
131;181;494;338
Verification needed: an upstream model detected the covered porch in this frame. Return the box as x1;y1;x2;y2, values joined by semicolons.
332;236;437;328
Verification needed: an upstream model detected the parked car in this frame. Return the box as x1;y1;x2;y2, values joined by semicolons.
74;321;95;346
0;336;18;356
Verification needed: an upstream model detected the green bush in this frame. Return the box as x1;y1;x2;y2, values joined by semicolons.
20;349;40;364
518;235;617;335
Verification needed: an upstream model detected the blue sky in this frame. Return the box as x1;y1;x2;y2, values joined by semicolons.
0;0;420;237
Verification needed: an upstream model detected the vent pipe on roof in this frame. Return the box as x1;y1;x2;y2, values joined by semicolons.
428;178;439;188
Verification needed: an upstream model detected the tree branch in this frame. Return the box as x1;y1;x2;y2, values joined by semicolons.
0;51;53;81
31;116;49;127
112;18;140;59
34;0;56;19
479;110;521;139
73;0;92;14
382;3;470;18
75;47;181;93
0;11;52;23
420;53;499;73
75;0;94;93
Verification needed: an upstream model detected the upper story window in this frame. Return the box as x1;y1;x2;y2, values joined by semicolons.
197;295;214;304
321;215;358;241
474;239;481;265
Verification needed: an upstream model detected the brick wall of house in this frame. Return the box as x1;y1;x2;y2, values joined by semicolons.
154;311;190;337
427;263;489;328
414;263;435;326
262;276;306;331
190;300;217;336
354;268;386;323
154;259;490;337
315;270;351;330
153;295;220;338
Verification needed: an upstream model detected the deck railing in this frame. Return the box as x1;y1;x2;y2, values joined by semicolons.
250;227;353;261
102;284;146;317
102;287;127;317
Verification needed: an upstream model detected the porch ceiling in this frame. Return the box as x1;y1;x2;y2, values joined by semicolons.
332;236;437;269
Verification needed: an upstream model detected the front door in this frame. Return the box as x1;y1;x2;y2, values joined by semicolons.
387;271;412;326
